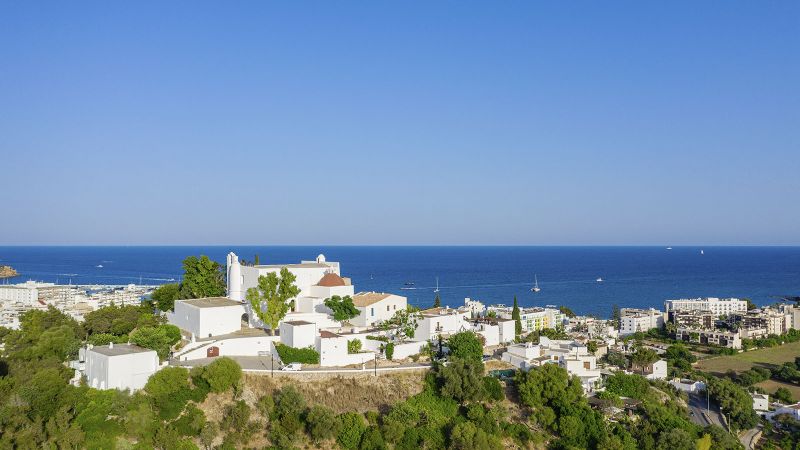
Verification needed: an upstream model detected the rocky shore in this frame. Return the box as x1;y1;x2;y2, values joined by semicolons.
0;265;18;278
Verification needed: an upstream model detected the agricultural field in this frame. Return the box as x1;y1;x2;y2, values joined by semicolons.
695;341;800;375
755;379;800;401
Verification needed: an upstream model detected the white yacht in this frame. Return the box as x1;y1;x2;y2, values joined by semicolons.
531;274;541;292
596;277;603;283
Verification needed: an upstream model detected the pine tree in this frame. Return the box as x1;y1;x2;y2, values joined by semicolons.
512;296;522;337
433;293;441;308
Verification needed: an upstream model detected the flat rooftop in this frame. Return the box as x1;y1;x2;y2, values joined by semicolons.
89;343;153;357
255;263;330;269
180;297;243;308
284;320;313;326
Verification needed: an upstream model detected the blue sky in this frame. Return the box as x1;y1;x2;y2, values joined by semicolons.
1;2;798;245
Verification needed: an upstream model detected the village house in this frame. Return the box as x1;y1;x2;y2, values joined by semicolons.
84;343;160;391
167;297;246;339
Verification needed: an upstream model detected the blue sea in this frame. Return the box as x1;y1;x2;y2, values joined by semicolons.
1;246;799;318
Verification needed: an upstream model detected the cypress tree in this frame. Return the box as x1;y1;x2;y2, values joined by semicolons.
433;293;441;308
512;296;522;337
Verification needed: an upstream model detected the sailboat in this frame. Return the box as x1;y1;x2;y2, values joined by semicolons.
434;277;440;293
531;274;541;293
596;277;604;283
700;249;704;255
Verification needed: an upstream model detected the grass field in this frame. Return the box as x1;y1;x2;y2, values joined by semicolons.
755;379;800;402
695;340;800;375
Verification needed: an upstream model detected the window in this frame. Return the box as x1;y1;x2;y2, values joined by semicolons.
371;308;374;316
387;305;390;312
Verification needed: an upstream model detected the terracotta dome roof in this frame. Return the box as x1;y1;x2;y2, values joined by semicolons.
317;272;346;287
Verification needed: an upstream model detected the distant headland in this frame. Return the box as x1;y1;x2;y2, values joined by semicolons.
0;265;18;278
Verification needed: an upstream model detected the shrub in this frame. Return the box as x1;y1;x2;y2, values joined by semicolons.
385;342;395;360
367;335;389;342
144;366;192;420
483;376;504;402
359;426;386;450
348;339;363;354
201;357;242;393
306;404;338;443
604;372;651;400
447;332;483;362
337;412;367;450
275;343;320;364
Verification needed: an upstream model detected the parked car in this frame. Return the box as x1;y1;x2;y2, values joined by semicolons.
281;363;302;371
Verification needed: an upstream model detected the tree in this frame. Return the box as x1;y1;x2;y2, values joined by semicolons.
19;368;68;419
348;339;362;354
743;298;757;310
359;426;386;450
150;283;181;312
201;357;242;393
245;268;300;334
512;296;522;337
380;309;418;342
325;295;361;322
447;331;483;362
611;304;621;329
433;293;441;308
337;412;367;450
306;405;338;443
449;421;501;450
630;347;659;374
145;366;192;420
558;305;576;318
199;422;218;450
129;324;182;360
179;256;226;299
707;378;759;430
439;359;485;404
773;387;794;404
587;340;598;355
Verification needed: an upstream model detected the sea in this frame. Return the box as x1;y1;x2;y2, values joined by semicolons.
1;246;799;318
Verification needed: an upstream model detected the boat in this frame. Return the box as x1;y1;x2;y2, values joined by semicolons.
596;277;603;283
404;282;415;286
700;249;704;255
666;247;672;250
96;264;103;268
434;277;440;293
531;274;541;293
400;287;417;291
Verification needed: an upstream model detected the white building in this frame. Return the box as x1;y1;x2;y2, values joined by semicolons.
279;320;317;349
463;298;486;317
664;297;747;318
752;393;769;412
620;308;664;336
84;343;159;391
676;327;742;349
669;378;706;393
629;359;668;380
492;306;566;333
167;297;246;339
226;252;342;302
766;402;800;422
415;307;470;342
315;330;375;367
350;292;407;328
502;337;602;392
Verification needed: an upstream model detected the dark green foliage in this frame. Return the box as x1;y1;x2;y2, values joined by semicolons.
734;366;771;386
274;342;320;364
144;366;192;420
200;357;242;393
604;372;651;399
348;338;363;354
179;255;226;299
83;304;158;337
385;342;395;360
129;324;181;360
173;403;206;437
439;358;486;404
337;412;367;450
482;376;504;401
19;367;69;419
359;426;387;450
306;404;338;443
274;385;306;435
446;331;483;362
449;421;502;450
512;296;522;337
150;283;181;312
325;295;361;322
433;293;441;308
773;386;794;403
707;377;759;431
604;350;629;369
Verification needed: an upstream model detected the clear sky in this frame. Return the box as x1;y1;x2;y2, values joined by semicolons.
1;2;798;245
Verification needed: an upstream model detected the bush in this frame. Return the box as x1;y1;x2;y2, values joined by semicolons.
604;372;651;400
367;335;389;342
144;366;192;420
275;343;320;364
337;412;367;449
447;332;483;362
773;387;794;404
483;377;504;402
348;339;363;354
306;404;338;442
359;426;387;450
385;342;395;360
201;357;242;393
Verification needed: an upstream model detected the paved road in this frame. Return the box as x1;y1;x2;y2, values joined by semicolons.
687;392;725;428
739;426;761;450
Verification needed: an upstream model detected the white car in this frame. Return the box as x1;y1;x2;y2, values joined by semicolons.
281;363;302;371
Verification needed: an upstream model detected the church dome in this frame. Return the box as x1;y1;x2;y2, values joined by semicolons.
317;272;345;287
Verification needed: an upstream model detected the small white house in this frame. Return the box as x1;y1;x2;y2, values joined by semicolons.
415;307;470;342
85;343;159;391
669;378;706;393
168;297;246;339
350;292;408;327
752;393;769;412
279;320;317;349
315;330;375;367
